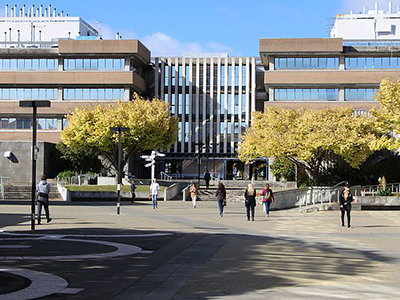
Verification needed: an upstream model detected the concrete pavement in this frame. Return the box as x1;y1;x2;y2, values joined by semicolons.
1;200;400;299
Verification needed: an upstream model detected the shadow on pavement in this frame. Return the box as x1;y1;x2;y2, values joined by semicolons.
0;225;397;299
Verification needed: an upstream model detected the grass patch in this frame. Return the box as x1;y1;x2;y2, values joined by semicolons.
65;185;165;193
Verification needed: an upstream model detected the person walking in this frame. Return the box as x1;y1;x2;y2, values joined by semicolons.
244;183;257;221
130;179;136;203
262;183;275;218
216;182;226;217
190;183;199;208
204;170;211;188
150;179;160;209
36;175;52;225
339;183;353;228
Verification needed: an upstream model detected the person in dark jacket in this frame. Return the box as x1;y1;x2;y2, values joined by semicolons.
339;183;353;228
244;183;257;221
216;182;226;217
204;170;211;188
262;184;275;217
130;179;136;203
36;175;52;225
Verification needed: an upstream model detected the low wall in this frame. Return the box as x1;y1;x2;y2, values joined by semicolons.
359;196;400;206
165;182;188;201
69;191;151;201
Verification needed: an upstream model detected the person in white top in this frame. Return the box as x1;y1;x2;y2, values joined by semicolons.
150;179;160;209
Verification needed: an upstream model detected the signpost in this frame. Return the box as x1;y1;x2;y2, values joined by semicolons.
19;100;51;231
110;126;130;215
141;150;165;184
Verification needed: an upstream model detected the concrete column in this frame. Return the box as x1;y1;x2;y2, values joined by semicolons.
188;58;193;153
57;118;63;130
339;87;345;101
195;58;200;152
209;57;214;155
154;57;159;98
124;88;130;101
251;57;256;118
58;57;63;71
58;87;62;101
269;56;274;70
216;57;221;154
160;58;165;100
174;57;179;153
223;57;228;154
245;57;250;126
202;58;207;151
181;57;186;153
269;87;275;101
167;58;172;153
231;57;235;153
238;57;243;137
339;55;345;70
125;57;130;71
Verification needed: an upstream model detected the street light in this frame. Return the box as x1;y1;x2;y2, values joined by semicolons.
110;126;130;215
194;142;204;186
19;100;51;231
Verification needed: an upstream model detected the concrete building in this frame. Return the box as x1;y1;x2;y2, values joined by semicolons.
153;54;265;179
0;10;151;182
0;4;99;48
331;1;400;45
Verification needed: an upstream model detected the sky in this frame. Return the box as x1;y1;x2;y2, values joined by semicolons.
2;0;400;56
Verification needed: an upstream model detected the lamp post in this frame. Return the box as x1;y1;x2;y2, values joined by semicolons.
194;142;204;186
110;126;130;215
19;100;51;231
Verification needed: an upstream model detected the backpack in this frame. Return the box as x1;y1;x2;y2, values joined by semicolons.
263;190;271;202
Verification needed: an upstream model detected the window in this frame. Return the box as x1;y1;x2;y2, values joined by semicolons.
345;88;377;101
275;57;338;69
275;88;339;101
64;58;125;70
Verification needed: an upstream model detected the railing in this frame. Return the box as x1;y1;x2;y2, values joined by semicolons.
0;176;4;200
181;184;191;202
160;171;172;182
361;182;400;195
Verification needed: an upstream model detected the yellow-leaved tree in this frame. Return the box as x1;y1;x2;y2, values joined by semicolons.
371;78;400;150
61;93;179;171
239;107;383;185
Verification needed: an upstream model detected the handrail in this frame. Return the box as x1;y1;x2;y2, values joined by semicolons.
0;176;4;200
181;184;191;201
333;181;348;187
160;171;172;182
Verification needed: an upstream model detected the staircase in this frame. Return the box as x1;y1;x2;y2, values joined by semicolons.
2;184;62;201
198;187;247;203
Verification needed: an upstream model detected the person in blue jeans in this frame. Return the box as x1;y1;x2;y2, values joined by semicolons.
262;184;275;217
150;179;160;209
216;182;226;217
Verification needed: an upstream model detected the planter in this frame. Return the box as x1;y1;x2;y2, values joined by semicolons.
359;196;400;206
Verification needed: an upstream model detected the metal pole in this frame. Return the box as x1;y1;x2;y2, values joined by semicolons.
31;105;37;231
117;128;121;215
198;154;201;186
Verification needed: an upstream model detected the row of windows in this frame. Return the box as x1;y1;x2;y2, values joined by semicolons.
345;89;377;101
64;59;125;70
275;89;339;101
345;57;400;69
0;59;58;70
0;88;57;100
274;88;377;101
0;118;59;130
63;88;125;100
275;58;339;70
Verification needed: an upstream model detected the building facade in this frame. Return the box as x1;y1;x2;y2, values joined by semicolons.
153;55;259;179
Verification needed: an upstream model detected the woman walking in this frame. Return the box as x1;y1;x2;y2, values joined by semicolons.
262;184;275;217
244;183;256;221
339;183;353;228
190;183;199;208
216;182;226;217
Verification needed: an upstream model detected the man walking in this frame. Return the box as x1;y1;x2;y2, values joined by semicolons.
150;178;160;209
204;170;211;188
37;175;52;225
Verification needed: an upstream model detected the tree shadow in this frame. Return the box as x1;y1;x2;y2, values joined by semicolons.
0;225;397;299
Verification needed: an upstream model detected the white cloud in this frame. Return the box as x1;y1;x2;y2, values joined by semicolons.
141;31;237;57
89;21;137;40
340;0;400;14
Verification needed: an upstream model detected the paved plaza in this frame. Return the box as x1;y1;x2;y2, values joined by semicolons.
1;200;400;299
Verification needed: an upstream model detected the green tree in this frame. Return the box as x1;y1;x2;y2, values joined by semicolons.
271;157;295;181
61;93;179;171
56;142;102;173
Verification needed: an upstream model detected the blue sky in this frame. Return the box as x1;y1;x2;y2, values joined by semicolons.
3;0;399;56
